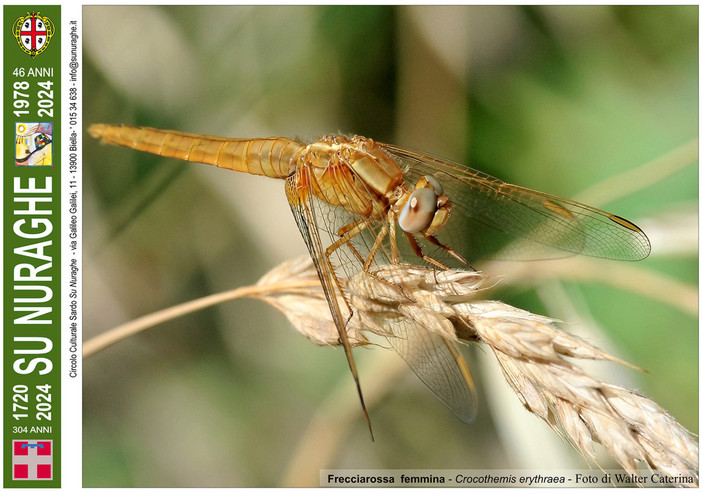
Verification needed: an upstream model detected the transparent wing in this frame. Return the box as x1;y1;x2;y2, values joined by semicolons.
379;143;651;262
285;171;375;436
96;124;651;426
385;317;477;423
285;165;478;425
282;142;650;424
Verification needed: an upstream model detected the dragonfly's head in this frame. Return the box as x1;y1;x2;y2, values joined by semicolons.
398;175;452;236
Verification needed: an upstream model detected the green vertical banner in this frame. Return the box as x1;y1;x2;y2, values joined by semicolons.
4;5;61;487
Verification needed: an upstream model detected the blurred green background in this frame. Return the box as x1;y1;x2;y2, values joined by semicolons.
82;6;698;487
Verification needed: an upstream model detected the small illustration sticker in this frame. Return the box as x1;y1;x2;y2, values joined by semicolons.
16;122;53;166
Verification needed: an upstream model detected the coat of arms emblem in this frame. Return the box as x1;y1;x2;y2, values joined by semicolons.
13;12;55;58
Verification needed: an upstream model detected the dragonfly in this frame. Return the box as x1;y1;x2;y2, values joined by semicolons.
88;124;651;436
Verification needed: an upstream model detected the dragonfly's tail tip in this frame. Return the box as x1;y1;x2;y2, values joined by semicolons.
87;123;106;140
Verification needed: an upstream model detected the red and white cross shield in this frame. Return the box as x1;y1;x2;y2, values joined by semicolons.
13;12;54;58
20;14;48;52
12;440;53;480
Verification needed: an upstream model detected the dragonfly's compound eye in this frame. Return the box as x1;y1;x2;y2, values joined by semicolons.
398;187;438;233
423;175;443;196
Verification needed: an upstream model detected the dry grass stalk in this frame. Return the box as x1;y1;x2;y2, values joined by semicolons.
84;255;697;484
256;256;698;486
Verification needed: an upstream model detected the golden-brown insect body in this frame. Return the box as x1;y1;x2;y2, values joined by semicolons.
88;124;303;179
295;134;406;219
88;125;416;225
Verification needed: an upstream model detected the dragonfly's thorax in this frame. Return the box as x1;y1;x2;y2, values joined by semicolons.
294;135;406;219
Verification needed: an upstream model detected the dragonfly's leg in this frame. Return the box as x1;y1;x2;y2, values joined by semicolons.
403;231;450;270
329;218;403;300
337;220;363;236
323;223;365;329
329;218;400;295
336;220;367;265
325;220;387;333
328;219;369;264
330;218;390;273
328;220;389;291
362;224;388;271
343;242;365;265
354;222;409;295
387;209;401;264
423;233;474;270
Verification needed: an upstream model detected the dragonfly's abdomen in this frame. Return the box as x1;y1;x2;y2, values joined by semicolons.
88;124;303;179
